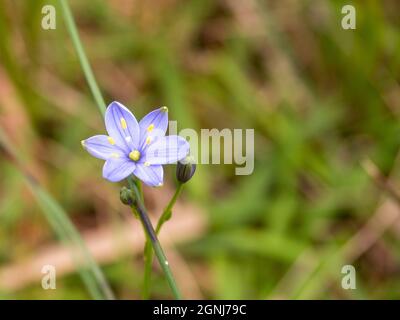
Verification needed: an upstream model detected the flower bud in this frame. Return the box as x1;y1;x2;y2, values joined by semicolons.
176;156;196;183
120;186;136;206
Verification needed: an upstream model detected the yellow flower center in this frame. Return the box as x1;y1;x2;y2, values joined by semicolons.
129;150;141;161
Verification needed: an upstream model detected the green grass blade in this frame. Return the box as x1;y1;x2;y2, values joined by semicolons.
58;0;106;116
0;127;114;299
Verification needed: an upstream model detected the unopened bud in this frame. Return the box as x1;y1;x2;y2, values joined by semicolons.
176;156;196;183
120;187;136;206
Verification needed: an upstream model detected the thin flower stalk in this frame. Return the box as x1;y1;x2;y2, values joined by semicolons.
59;0;185;299
128;180;182;300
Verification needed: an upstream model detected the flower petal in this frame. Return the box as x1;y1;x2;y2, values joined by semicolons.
105;101;140;151
82;135;124;160
144;135;189;164
139;107;169;150
103;157;136;182
133;164;164;187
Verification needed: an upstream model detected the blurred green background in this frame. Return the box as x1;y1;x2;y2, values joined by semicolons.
1;0;400;299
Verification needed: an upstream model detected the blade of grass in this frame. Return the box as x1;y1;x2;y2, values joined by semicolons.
58;0;106;116
28;181;107;300
0;127;114;300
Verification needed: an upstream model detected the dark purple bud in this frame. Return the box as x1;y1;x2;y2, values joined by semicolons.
176;156;196;183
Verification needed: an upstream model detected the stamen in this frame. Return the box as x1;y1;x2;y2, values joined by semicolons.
144;161;150;167
145;136;152;145
81;140;86;148
107;137;115;145
120;118;127;129
147;124;154;132
160;106;168;113
129;150;141;161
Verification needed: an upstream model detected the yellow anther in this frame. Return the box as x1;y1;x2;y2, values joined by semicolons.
129;150;141;161
147;124;154;132
144;161;150;167
160;106;168;113
120;118;127;129
107;137;115;145
111;153;120;158
145;136;152;145
81;140;86;148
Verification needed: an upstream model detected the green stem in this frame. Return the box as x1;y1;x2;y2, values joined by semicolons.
142;183;184;298
128;179;182;299
134;178;144;203
143;239;153;299
59;0;106;115
156;183;184;234
132;179;151;299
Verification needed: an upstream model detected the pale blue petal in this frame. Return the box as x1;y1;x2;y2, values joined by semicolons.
133;164;164;187
144;135;189;164
105;101;140;152
139;107;168;150
82;135;124;160
102;157;136;182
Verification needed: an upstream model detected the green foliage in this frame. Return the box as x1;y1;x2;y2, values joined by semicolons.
0;0;400;299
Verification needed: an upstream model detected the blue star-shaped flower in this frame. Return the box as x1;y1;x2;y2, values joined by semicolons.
82;101;190;186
